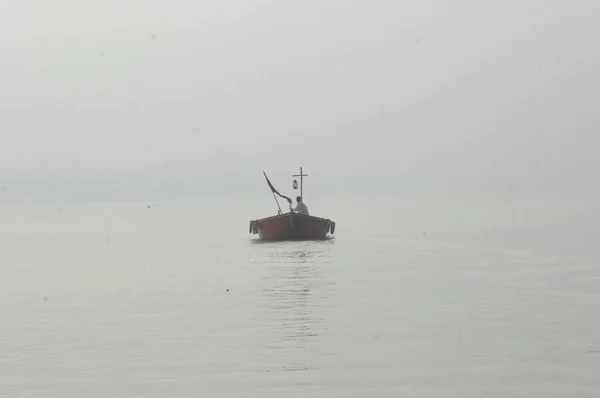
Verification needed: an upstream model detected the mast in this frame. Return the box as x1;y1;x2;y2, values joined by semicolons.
292;167;308;200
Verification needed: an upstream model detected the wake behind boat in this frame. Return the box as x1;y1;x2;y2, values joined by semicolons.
249;167;336;241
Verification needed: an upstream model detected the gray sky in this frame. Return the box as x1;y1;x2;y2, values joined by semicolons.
1;0;599;200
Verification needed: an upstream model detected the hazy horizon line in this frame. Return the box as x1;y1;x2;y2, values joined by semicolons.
0;172;596;203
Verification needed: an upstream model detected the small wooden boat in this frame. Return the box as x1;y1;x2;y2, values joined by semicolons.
249;167;336;241
249;211;335;241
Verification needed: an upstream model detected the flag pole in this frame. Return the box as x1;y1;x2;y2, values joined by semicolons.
263;171;283;215
271;191;282;214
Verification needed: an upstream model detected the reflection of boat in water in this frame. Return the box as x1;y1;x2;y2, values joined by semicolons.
249;167;336;241
257;244;335;372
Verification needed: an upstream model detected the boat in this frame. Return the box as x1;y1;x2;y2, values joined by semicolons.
249;167;336;241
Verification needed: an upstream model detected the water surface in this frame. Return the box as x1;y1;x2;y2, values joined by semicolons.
1;197;598;397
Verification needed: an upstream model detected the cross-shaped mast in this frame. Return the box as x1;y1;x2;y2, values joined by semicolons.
292;167;308;200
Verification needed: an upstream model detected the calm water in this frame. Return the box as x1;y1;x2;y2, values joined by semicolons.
1;196;599;397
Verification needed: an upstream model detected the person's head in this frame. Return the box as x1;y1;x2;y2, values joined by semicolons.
296;196;302;203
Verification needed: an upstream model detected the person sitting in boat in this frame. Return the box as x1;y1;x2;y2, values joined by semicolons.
293;196;309;215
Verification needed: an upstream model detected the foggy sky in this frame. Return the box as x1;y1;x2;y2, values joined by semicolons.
1;0;599;200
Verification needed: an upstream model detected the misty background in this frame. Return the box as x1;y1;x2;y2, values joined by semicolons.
1;0;599;202
2;3;600;396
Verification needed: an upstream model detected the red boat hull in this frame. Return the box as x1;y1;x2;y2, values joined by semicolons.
249;212;335;241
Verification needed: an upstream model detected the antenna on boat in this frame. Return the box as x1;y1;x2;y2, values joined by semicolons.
292;166;308;200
